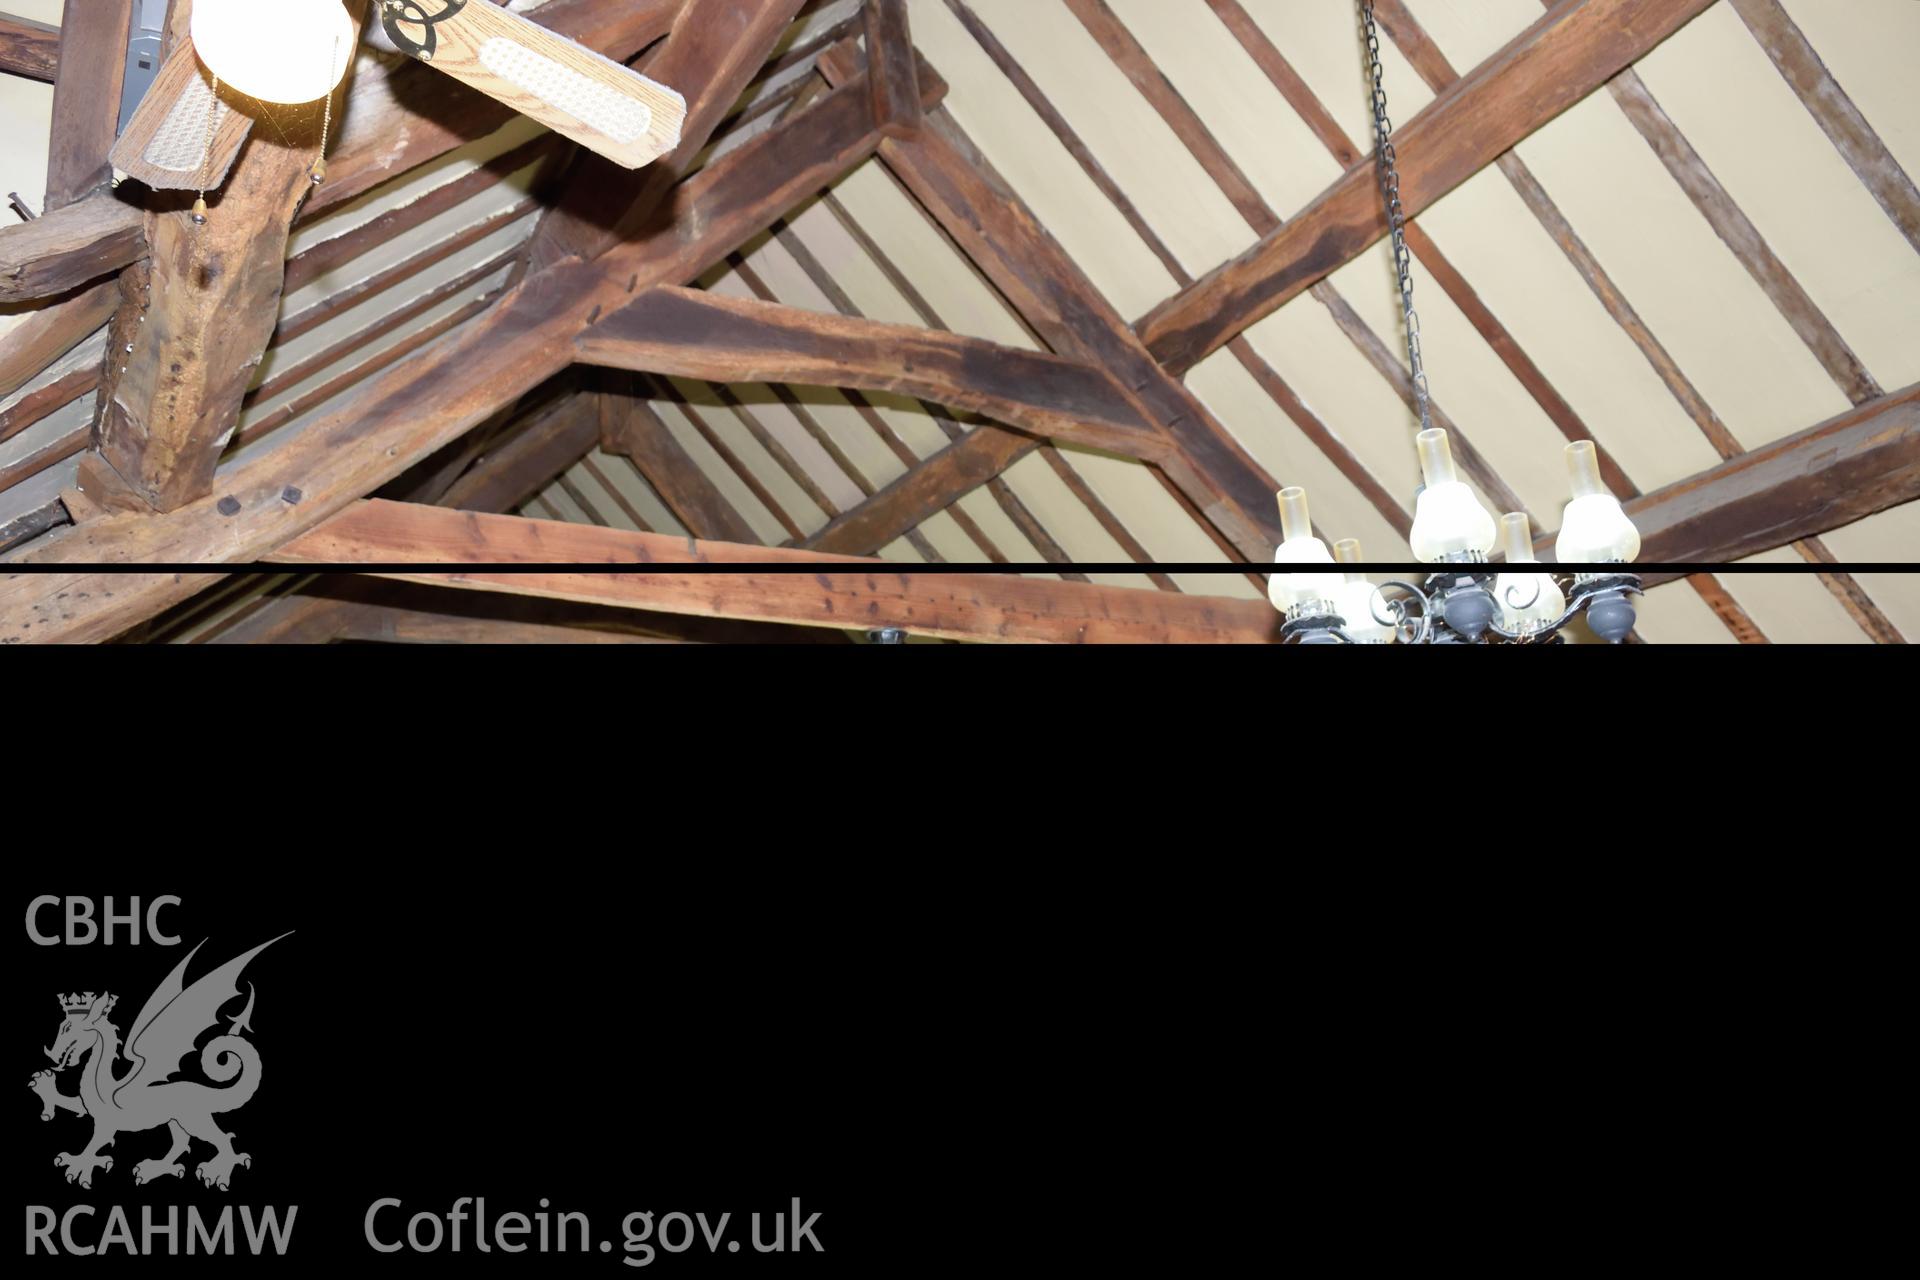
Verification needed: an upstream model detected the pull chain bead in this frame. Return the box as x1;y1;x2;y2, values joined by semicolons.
310;33;339;186
192;74;219;226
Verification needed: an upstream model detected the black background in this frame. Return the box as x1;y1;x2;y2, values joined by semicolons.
14;868;921;1275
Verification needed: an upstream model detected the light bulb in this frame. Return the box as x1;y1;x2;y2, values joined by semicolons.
1267;487;1343;616
1553;442;1641;564
192;0;356;104
1408;429;1496;563
1494;512;1565;633
1331;539;1396;644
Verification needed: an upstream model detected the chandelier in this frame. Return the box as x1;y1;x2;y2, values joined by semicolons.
1267;4;1643;645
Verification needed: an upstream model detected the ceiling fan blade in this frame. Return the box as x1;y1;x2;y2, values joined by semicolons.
109;42;254;192
375;0;687;170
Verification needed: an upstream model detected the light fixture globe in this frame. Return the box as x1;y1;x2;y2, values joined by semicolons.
191;0;355;104
1495;513;1566;633
1408;429;1496;563
1557;495;1642;564
1267;487;1343;616
1554;442;1641;564
1332;539;1396;644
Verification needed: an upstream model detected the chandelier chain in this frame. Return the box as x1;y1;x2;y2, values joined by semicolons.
1361;1;1432;434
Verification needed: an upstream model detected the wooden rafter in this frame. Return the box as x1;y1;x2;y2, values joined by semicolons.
0;193;144;304
928;0;1380;564
1060;0;1530;519
0;10;57;82
865;0;920;141
1687;575;1770;644
736;221;1047;568
1135;0;1717;375
0;278;116;402
796;184;1173;582
1538;381;1920;565
1211;0;1634;503
200;379;600;642
600;387;762;545
801;427;1036;556
261;500;1281;645
1727;0;1920;257
202;572;854;645
819;45;1278;558
526;0;810;271
43;0;131;211
425;389;593;514
576;285;1169;460
1603;64;1880;406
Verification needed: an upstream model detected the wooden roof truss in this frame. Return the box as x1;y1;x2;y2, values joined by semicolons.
0;0;1915;642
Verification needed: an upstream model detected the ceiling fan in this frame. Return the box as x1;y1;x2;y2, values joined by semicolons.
111;0;687;195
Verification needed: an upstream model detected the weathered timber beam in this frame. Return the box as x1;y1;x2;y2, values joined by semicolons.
709;12;865;143
0;67;920;642
201;382;590;641
1135;0;1717;374
0;366;95;446
802;426;1038;555
601;389;761;544
0;418;86;492
439;390;604;515
0;11;57;82
1535;381;1920;565
819;65;1277;557
0;192;143;304
1728;0;1920;257
262;500;1282;644
209;574;853;645
517;0;686;52
90;4;370;513
273;197;538;347
0;495;70;554
0;277;117;400
865;0;920;140
285;133;559;296
576;285;1169;460
526;0;810;270
44;0;131;210
1603;62;1879;406
245;248;520;416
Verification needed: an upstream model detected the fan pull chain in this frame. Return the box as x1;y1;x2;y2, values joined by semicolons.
191;74;219;227
310;32;340;186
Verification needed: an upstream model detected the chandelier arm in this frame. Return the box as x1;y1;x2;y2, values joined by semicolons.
1500;578;1543;611
1371;580;1433;645
1487;589;1586;643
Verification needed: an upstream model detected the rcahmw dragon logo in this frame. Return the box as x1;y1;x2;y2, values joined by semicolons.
28;934;290;1191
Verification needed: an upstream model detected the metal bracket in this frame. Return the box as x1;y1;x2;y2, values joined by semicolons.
115;0;169;135
377;0;468;62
